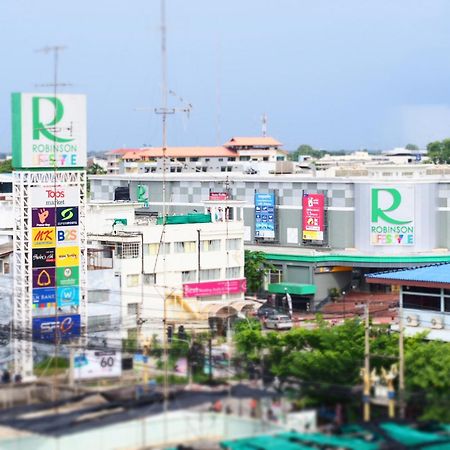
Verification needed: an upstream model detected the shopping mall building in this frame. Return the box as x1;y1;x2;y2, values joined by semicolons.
89;164;450;310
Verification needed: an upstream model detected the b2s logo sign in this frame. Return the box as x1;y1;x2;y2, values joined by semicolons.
57;227;78;244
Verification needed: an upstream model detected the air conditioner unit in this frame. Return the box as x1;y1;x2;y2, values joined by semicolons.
430;316;444;330
405;314;419;327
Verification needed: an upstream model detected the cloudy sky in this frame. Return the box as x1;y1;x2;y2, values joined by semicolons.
1;0;450;152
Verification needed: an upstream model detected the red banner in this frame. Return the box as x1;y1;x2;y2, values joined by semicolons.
183;278;246;298
302;193;325;241
209;192;229;201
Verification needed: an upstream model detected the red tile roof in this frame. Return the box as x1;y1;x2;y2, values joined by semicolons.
137;146;237;159
223;137;283;147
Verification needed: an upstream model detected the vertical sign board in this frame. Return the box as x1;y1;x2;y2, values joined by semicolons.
302;193;325;242
12;93;87;169
255;192;276;239
370;186;415;246
12;93;86;354
136;184;149;207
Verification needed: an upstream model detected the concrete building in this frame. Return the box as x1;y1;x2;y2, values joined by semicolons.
89;165;450;311
367;264;450;342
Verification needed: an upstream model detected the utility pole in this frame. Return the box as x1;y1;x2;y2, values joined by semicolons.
360;302;371;422
398;288;405;419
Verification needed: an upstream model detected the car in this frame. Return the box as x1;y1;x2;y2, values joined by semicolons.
265;314;293;330
256;304;280;319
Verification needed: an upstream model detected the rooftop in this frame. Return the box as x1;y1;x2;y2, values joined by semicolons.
366;263;450;288
223;136;282;147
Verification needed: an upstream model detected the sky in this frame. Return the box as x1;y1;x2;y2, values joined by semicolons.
1;0;450;152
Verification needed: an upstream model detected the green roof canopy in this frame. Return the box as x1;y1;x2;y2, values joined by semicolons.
268;283;316;296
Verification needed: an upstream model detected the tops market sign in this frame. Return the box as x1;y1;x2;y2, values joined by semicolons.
370;187;414;246
12;93;87;169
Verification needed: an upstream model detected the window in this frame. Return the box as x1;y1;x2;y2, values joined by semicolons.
228;157;236;162
147;243;170;255
202;240;221;252
239;156;250;161
170;167;176;173
174;241;196;253
263;157;269;161
182;270;197;282
128;303;138;316
226;267;241;279
144;273;156;285
218;158;223;162
403;294;440;311
88;290;109;304
88;315;112;332
200;268;221;281
226;238;241;251
177;157;186;162
190;157;199;162
127;274;140;287
201;167;207;172
116;242;140;259
0;260;3;274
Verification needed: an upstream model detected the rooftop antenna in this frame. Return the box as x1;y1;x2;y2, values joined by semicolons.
261;112;268;137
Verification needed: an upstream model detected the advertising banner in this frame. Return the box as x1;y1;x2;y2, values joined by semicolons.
31;208;55;228
56;206;79;227
30;185;80;208
32;287;56;305
32;248;56;268
370;186;415;246
209;191;229;201
31;228;56;248
12;93;87;169
255;192;275;239
32;314;81;342
183;278;246;298
56;246;79;267
56;286;80;307
56;227;79;245
302;193;325;241
32;267;56;289
56;266;79;286
137;185;149;205
74;350;122;380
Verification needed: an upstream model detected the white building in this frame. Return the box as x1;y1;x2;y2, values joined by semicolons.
86;200;253;342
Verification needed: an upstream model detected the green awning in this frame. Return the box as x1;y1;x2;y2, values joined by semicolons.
268;283;316;296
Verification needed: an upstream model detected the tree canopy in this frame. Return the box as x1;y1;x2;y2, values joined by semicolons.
244;250;275;294
426;139;450;164
0;159;12;173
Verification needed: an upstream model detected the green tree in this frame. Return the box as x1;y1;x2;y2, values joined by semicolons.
405;143;419;151
0;159;12;173
426;139;450;164
244;250;275;294
87;163;107;175
289;144;325;161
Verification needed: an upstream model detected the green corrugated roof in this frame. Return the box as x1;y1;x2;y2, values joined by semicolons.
380;423;446;446
268;283;316;296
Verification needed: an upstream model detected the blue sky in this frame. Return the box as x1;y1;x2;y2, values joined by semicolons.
1;0;450;152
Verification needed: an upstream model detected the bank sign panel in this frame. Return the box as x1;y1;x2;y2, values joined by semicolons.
11;93;87;169
370;187;414;246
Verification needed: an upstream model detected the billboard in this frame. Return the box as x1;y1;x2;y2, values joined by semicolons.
302;193;325;242
183;278;246;298
209;191;229;201
137;185;149;205
255;192;275;239
370;186;414;246
12;93;87;169
74;350;122;380
32;314;81;342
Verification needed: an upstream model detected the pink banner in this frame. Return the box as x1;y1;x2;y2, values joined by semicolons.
183;278;246;298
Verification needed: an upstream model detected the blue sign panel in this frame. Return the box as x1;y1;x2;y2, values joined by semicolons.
56;286;80;307
32;287;56;305
255;193;275;239
32;314;80;342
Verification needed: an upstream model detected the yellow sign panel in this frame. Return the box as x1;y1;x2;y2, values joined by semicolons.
56;246;79;267
302;230;323;241
32;227;56;248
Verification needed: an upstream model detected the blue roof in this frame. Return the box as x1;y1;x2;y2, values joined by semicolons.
366;263;450;285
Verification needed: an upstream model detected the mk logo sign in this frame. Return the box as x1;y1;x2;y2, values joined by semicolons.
371;188;412;225
32;227;56;248
32;97;74;143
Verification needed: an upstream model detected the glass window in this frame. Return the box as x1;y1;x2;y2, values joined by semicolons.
117;242;140;259
404;286;441;295
226;267;241;279
127;274;140;287
148;243;170;255
403;294;440;311
174;241;196;253
445;298;450;312
226;238;241;251
200;268;221;281
88;290;109;304
88;315;112;332
127;303;138;316
143;273;156;285
202;240;221;252
182;270;197;282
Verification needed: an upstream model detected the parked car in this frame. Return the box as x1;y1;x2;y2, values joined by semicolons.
265;314;293;330
256;304;280;319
